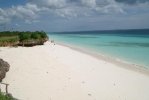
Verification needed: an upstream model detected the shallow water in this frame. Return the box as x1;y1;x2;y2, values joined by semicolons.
48;29;149;68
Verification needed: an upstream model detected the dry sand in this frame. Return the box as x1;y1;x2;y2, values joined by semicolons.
0;41;149;100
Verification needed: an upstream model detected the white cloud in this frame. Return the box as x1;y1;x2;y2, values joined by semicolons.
81;0;96;8
55;8;77;18
0;3;42;25
0;15;10;25
29;0;66;9
28;0;125;15
0;0;149;26
95;0;125;14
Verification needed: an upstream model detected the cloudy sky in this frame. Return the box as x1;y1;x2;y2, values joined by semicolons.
0;0;149;32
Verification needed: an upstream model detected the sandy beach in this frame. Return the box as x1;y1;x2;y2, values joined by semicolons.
0;41;149;100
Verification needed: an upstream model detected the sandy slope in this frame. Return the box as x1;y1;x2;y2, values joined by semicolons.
0;41;149;100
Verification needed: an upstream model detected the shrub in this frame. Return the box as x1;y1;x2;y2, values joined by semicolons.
39;32;48;39
19;33;31;42
31;33;41;39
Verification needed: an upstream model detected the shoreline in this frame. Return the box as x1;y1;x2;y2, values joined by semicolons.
55;41;149;76
1;41;149;100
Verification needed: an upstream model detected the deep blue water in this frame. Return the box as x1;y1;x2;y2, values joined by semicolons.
48;29;149;68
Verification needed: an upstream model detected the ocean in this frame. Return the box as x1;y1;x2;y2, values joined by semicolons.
48;29;149;68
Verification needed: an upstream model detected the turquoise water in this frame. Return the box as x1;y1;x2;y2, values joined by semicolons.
48;29;149;68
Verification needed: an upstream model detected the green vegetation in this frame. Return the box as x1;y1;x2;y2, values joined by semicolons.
0;36;19;47
0;92;15;100
19;33;31;41
0;31;48;47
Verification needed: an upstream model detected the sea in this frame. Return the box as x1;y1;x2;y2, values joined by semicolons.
48;29;149;68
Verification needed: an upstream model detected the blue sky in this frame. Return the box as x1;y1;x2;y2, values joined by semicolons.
0;0;27;8
0;0;149;32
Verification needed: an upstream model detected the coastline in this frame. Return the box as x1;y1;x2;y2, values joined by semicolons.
55;41;149;76
0;41;149;100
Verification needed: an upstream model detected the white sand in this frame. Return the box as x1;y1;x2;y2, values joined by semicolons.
0;41;149;100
